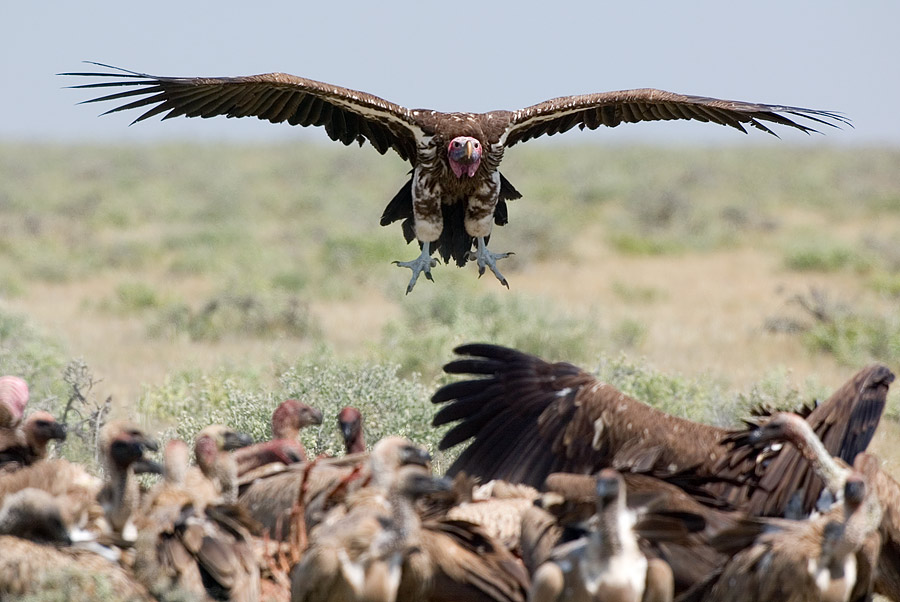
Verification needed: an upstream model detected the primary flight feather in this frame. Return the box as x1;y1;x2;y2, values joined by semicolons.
62;63;849;291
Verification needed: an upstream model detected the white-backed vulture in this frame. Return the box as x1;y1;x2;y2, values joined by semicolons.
64;64;847;292
0;410;67;471
96;420;160;541
135;438;262;602
339;406;366;454
0;487;153;600
723;412;900;601
290;464;451;602
193;424;254;504
431;344;893;519
522;471;732;595
529;469;676;602
680;474;882;602
233;400;323;476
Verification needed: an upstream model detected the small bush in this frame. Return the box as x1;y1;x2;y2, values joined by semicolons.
783;238;873;273
147;291;319;342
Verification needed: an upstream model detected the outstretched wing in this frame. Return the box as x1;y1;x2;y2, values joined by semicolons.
498;88;850;147
431;343;727;487
61;63;426;162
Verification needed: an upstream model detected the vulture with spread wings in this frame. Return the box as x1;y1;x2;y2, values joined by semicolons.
63;64;849;291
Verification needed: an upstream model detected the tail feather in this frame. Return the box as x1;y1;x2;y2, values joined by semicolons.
379;174;519;266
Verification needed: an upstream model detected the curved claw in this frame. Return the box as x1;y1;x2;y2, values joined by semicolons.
393;242;438;294
473;238;512;288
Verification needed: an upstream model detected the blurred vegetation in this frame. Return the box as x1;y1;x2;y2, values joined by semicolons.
2;143;900;474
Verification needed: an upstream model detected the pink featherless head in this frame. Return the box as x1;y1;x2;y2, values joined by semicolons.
0;376;29;425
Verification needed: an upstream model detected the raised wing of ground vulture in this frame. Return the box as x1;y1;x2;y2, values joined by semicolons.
62;63;849;291
431;344;892;519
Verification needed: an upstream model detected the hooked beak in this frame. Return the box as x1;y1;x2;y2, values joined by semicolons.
399;444;432;469
223;430;254;451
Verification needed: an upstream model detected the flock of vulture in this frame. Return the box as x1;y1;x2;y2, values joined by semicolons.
1;343;898;602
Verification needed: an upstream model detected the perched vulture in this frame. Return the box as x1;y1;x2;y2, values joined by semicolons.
63;64;848;291
233;399;323;476
0;487;153;600
680;474;883;602
431;344;892;519
529;469;678;602
725;412;900;601
0;411;67;472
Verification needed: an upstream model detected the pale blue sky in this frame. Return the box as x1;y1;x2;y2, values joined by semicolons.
3;1;897;146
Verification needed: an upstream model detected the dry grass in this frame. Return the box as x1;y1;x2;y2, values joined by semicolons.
2;143;899;473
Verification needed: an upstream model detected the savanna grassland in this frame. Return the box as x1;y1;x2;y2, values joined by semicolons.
2;142;899;472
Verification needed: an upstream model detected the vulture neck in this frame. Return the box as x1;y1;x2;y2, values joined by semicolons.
197;446;238;504
591;497;637;559
103;461;139;536
786;418;850;500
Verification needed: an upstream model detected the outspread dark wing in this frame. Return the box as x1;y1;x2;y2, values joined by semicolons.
61;63;425;162
718;363;893;517
431;344;727;488
498;88;851;147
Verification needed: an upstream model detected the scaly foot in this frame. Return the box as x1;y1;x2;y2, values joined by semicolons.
393;241;438;294
469;237;513;288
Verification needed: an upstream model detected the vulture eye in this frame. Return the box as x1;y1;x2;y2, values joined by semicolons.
473;141;480;148
452;141;461;148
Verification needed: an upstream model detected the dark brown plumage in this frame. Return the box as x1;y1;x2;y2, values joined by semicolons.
717;365;893;517
431;344;892;520
722;412;900;601
62;64;848;291
680;474;882;602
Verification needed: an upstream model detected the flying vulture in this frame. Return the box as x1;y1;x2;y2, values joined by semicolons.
62;63;849;291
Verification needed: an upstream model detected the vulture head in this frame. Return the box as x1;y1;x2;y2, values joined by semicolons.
0;375;29;428
447;136;482;178
163;438;191;485
271;399;323;439
195;424;253;503
99;420;160;473
22;411;67;457
0;487;71;545
369;436;432;488
337;406;364;452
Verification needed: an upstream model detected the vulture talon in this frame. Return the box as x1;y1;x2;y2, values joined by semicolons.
474;237;511;288
394;241;437;294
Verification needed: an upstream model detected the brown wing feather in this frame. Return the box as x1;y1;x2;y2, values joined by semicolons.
498;88;850;147
720;364;893;517
433;344;727;488
61;63;424;162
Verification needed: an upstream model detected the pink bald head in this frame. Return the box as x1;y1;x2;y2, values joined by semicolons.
0;376;29;428
271;399;323;439
447;136;482;178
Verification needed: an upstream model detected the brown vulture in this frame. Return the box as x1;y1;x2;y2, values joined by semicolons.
431;344;892;518
62;63;849;291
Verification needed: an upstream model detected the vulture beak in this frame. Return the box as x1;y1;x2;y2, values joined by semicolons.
132;458;165;475
223;430;254;451
49;422;68;442
308;407;324;426
341;421;355;442
399;444;432;469
447;136;483;178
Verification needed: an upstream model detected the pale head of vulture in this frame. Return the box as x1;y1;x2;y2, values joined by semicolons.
368;436;432;489
0;375;29;428
99;420;159;473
